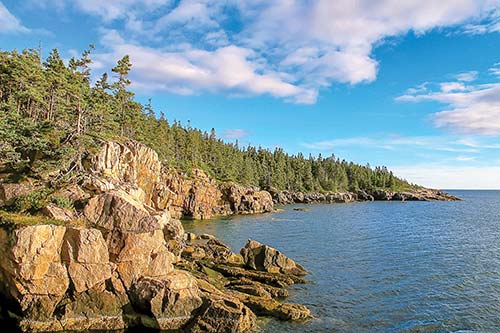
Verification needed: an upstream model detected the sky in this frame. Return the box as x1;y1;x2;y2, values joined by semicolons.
1;0;500;189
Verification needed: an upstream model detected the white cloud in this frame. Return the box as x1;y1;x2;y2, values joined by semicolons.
39;0;500;103
94;32;316;103
455;155;476;161
398;73;500;135
302;135;486;153
440;82;467;93
456;70;479;82
0;2;29;33
391;164;500;189
490;62;500;77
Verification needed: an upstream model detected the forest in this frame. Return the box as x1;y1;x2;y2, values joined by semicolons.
0;47;414;193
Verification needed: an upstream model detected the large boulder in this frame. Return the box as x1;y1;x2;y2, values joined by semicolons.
189;296;256;333
189;279;256;333
84;190;169;235
115;230;175;288
0;225;69;324
56;283;127;331
240;240;307;276
129;271;203;330
61;227;112;293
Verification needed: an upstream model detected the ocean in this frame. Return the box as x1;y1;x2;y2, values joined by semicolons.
183;190;500;332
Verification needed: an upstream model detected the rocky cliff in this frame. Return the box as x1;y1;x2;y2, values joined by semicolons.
83;140;273;220
0;190;309;332
0;140;311;332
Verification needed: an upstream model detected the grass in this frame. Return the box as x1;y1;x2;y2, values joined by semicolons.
0;211;86;228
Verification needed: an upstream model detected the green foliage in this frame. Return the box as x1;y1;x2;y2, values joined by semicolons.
51;196;73;210
11;188;51;213
0;47;415;193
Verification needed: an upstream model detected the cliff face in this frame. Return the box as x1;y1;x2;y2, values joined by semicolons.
86;140;273;220
0;140;310;332
0;187;308;332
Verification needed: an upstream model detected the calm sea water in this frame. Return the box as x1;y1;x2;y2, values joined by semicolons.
183;190;500;333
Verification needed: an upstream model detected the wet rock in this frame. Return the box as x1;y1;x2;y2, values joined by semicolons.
57;283;126;331
231;291;311;321
240;239;307;276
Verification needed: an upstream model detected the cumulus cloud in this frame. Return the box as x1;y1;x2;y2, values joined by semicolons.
397;68;500;135
40;0;500;103
0;1;29;33
94;31;316;103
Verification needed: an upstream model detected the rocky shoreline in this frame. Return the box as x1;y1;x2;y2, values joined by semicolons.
0;140;460;332
0;204;310;332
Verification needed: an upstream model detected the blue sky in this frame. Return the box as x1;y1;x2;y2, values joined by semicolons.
1;0;500;189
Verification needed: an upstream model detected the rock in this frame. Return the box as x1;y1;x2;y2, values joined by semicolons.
188;297;256;333
229;277;289;298
84;190;169;234
83;190;171;256
154;168;224;219
325;192;356;203
163;218;185;257
53;185;90;204
184;232;196;241
57;283;126;331
0;182;36;207
240;240;307;276
182;246;207;260
88;140;162;207
231;291;311;321
356;190;374;201
0;225;69;322
370;189;394;201
189;278;256;333
81;175;116;193
39;204;74;222
115;230;175;288
266;186;293;205
61;227;111;293
221;184;274;215
129;271;203;330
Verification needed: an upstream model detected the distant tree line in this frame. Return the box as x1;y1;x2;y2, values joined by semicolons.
0;47;414;192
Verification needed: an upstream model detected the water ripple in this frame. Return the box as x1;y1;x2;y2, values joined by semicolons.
184;190;500;333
